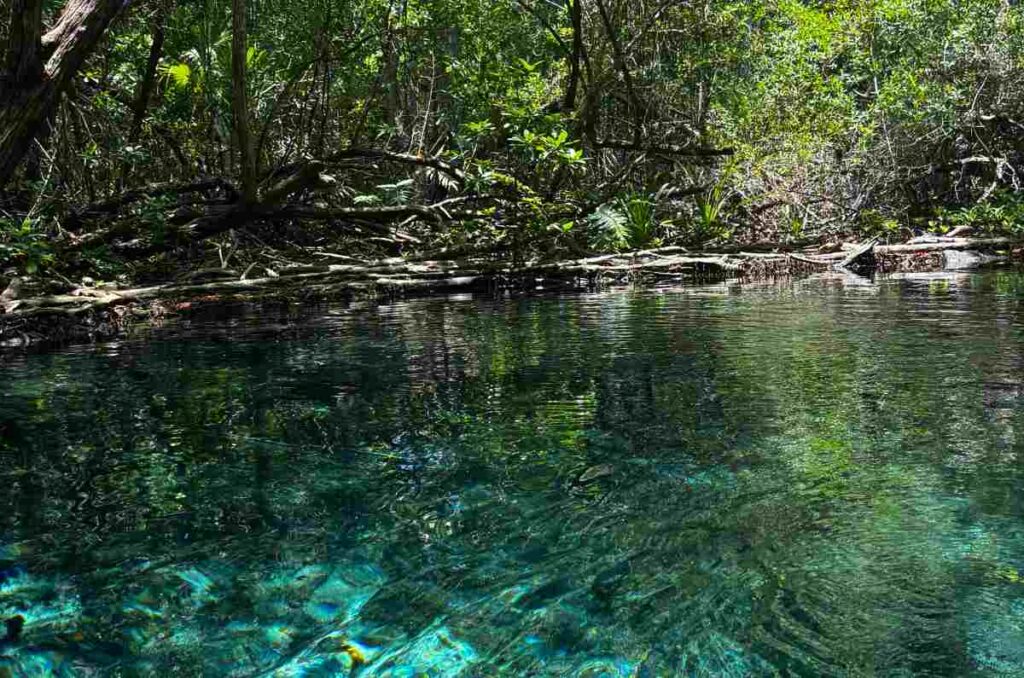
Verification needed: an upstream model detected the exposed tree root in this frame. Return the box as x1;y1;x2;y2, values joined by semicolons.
2;237;1020;348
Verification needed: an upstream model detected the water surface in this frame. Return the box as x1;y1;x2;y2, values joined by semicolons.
4;273;1024;676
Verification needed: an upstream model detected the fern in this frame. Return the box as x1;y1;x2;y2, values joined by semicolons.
588;194;660;252
620;194;657;247
161;62;192;90
422;168;460;193
588;204;631;251
377;179;414;206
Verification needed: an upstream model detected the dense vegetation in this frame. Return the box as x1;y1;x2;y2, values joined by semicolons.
3;0;1024;282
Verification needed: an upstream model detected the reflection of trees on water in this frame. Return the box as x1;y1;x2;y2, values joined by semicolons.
3;279;1024;672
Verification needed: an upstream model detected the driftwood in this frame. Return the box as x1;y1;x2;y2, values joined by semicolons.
835;238;877;274
877;238;1012;254
14;236;1018;322
4;234;1021;347
835;237;1013;256
805;237;1014;263
943;250;1006;270
67;178;238;228
1;248;759;324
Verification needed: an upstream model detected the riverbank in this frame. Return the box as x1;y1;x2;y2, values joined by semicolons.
1;235;1019;348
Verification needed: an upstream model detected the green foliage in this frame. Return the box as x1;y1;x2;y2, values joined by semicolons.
587;204;631;252
10;0;1024;269
354;179;415;207
0;218;53;275
681;182;733;247
509;127;586;194
509;129;584;169
857;210;904;240
930;192;1024;236
587;193;660;251
161;62;193;91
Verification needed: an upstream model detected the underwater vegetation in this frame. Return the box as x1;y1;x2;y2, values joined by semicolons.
4;276;1024;674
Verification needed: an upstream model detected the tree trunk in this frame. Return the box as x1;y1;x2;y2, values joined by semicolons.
594;0;642;144
0;0;131;188
563;0;583;111
128;9;168;142
231;0;258;203
6;0;45;86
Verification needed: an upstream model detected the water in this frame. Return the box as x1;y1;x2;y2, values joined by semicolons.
3;272;1024;676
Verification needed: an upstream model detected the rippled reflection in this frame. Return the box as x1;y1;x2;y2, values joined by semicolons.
4;272;1024;675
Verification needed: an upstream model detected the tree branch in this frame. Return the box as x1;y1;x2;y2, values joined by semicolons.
327;148;466;186
595;139;734;157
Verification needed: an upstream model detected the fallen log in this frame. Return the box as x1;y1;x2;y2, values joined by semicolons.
788;253;832;267
2;250;754;323
833;237;1013;256
66;178;238;228
802;237;1018;273
878;238;1013;254
7;233;1020;348
836;238;877;274
942;250;1006;270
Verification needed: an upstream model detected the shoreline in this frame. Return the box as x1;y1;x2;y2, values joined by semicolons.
1;238;1018;350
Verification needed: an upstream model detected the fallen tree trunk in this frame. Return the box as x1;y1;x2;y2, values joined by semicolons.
877;238;1013;254
835;238;877;274
67;178;238;229
6;232;1022;347
62;159;497;256
808;238;1014;262
2;248;757;323
836;238;1014;256
943;250;1006;270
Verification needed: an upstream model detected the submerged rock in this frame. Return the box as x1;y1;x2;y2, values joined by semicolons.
575;656;638;677
591;561;631;604
302;563;385;623
3;615;23;643
578;465;616;484
367;622;479;676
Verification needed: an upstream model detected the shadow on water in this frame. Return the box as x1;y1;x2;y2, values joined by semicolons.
3;272;1024;674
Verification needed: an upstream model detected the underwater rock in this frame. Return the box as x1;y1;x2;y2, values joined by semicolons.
367;622;478;676
175;567;218;604
303;563;385;624
591;561;631;604
0;649;77;677
575;656;638;677
2;616;23;643
578;465;615;484
966;595;1024;673
514;577;573;611
538;604;592;655
263;623;295;650
267;624;393;676
0;567;32;596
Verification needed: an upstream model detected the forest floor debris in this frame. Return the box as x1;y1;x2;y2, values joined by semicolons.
1;235;1019;348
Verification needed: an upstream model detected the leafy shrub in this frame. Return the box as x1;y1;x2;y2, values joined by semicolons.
587;193;660;251
0;218;53;274
857;210;903;240
930;192;1024;236
688;184;733;246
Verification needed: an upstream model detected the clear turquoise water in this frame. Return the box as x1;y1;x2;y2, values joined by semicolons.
4;273;1024;675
